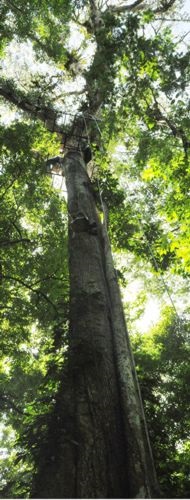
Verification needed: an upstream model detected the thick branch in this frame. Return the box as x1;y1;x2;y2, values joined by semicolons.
0;78;62;133
109;0;176;15
110;0;145;13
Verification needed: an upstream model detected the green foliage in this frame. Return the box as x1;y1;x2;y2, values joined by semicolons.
0;0;71;62
0;120;69;497
132;309;190;498
0;0;190;497
92;162;125;208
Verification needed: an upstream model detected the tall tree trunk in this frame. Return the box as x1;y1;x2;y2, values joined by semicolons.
31;151;159;499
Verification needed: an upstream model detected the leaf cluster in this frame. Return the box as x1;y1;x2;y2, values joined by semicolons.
0;120;69;497
132;309;190;498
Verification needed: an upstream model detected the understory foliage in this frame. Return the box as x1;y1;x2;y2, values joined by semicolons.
132;309;190;499
0;0;190;497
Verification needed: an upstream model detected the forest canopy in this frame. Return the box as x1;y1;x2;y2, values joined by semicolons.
0;0;190;498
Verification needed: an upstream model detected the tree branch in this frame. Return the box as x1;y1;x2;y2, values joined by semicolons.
0;393;30;416
11;221;23;238
2;274;59;314
0;78;63;133
0;176;19;200
155;18;190;22
0;238;31;246
109;0;145;14
5;0;23;13
150;98;190;157
153;0;177;14
31;274;68;286
109;0;177;15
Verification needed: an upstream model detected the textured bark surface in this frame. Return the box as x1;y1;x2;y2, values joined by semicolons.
31;151;159;499
64;151;128;498
102;218;159;497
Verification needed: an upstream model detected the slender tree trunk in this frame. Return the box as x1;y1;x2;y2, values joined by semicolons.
31;151;159;499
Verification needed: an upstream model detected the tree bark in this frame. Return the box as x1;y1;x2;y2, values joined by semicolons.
31;151;159;499
102;211;159;497
63;151;129;498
